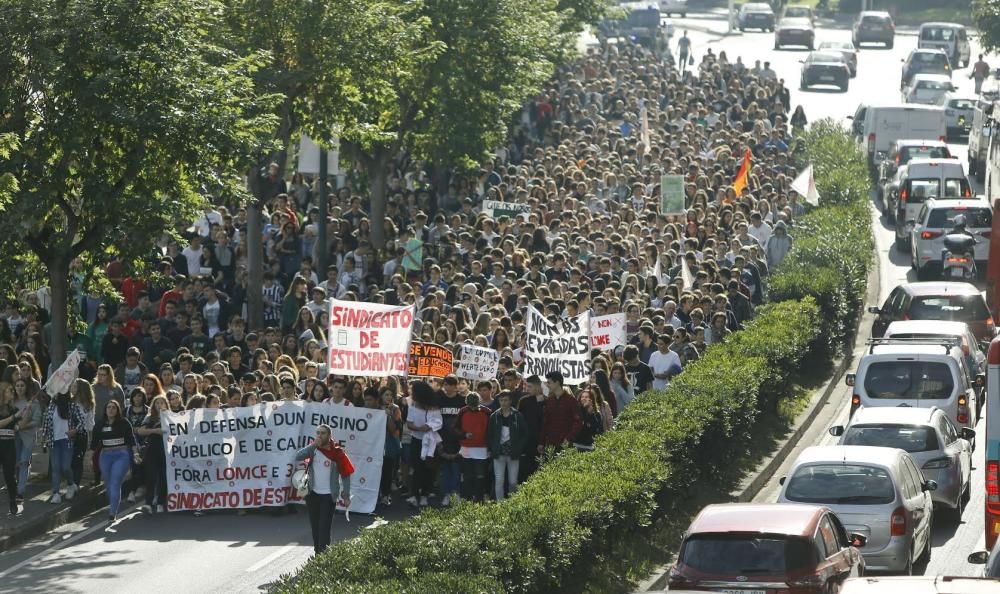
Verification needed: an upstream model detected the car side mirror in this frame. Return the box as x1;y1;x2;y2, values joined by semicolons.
867;306;882;314
849;533;867;548
847;115;854;120
962;427;976;440
923;480;938;492
779;476;786;486
829;425;845;437
845;374;856;387
969;550;990;564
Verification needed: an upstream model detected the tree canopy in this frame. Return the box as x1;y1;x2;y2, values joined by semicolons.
975;0;1000;51
0;0;277;362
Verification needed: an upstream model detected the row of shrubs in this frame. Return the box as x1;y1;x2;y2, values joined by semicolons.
280;122;873;594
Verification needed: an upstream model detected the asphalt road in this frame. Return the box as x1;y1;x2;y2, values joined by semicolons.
668;15;992;577
1;13;995;594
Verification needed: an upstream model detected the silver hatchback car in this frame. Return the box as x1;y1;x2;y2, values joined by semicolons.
778;445;937;574
829;407;973;523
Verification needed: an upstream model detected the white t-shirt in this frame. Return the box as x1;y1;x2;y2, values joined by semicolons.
181;245;204;277
51;412;70;442
311;453;334;495
648;349;682;391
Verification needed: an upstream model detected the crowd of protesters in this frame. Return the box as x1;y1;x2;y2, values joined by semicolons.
0;34;810;518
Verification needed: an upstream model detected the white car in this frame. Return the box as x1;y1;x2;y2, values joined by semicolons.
659;0;687;17
909;198;991;279
937;94;976;140
902;73;956;105
829;406;973;522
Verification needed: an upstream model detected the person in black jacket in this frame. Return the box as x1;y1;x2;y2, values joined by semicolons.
516;375;545;482
91;399;136;524
487;391;527;500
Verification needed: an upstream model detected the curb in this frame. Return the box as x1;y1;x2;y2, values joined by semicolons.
637;209;882;593
0;485;107;554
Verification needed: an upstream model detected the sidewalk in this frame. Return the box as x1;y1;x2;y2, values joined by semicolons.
0;446;107;554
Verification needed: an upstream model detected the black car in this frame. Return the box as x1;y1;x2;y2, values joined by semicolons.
800;51;851;92
774;17;814;50
900;49;951;89
738;3;775;32
852;10;895;48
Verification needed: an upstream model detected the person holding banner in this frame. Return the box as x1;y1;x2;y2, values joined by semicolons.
294;424;354;555
90;399;137;524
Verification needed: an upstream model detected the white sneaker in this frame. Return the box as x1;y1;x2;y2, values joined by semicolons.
441;495;451;507
418;496;428;507
156;505;165;514
405;496;418;508
140;505;152;514
126;492;136;504
64;485;76;500
50;493;62;504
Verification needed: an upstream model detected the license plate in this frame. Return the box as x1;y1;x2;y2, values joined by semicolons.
950;267;965;277
870;26;883;31
821;75;835;81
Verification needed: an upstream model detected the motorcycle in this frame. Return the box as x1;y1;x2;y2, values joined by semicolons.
941;233;978;280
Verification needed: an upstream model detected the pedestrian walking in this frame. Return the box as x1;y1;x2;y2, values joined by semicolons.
294;424;354;555
0;382;21;515
41;391;85;503
487;391;527;500
971;54;991;94
91;399;136;524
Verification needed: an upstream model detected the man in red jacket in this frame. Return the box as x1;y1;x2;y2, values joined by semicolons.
538;371;583;453
455;393;491;502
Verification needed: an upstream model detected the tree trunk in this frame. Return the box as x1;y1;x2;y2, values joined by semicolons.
246;200;264;330
369;151;390;251
47;258;69;377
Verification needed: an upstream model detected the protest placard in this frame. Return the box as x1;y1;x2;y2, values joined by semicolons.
162;401;386;513
407;341;453;378
523;306;591;385
659;174;685;215
481;199;531;221
328;300;415;378
589;313;626;351
453;344;500;381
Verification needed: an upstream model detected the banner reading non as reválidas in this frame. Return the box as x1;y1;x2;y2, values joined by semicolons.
523;306;591;385
408;341;453;378
161;401;386;513
327;300;415;377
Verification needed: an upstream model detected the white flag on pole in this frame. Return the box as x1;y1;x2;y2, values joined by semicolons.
639;104;650;148
44;349;82;397
791;164;820;206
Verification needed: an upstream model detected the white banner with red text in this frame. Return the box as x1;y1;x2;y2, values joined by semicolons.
327;300;415;377
589;313;626;351
161;401;386;513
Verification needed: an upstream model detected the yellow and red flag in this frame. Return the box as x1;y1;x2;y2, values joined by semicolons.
732;147;752;195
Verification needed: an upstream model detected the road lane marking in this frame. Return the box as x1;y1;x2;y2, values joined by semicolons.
0;506;139;579
246;544;298;572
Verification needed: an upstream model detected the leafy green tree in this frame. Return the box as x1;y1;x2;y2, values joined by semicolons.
556;0;609;33
340;0;564;249
975;0;1000;51
0;0;277;366
221;0;421;327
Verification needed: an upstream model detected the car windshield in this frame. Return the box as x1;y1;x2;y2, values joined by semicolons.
950;99;976;110
907;178;941;201
785;464;896;505
913;53;948;66
916;80;950;90
927;207;992;228
909;295;991;323
901;146;950;162
863;360;954;399
785;7;810;17
843;424;940;453
810;53;844;63
679;534;814;574
922;27;956;41
861;15;891;25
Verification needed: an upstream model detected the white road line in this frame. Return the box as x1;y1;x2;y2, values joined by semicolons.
245;544;297;572
0;506;140;580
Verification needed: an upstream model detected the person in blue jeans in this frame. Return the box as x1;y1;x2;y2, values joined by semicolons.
41;392;86;504
91;400;136;524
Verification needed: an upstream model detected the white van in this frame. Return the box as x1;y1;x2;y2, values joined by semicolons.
856;104;948;173
892;158;972;245
847;338;980;433
918;23;971;69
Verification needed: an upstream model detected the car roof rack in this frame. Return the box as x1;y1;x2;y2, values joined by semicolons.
866;337;960;354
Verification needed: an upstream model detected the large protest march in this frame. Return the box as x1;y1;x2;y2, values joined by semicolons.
1;38;806;528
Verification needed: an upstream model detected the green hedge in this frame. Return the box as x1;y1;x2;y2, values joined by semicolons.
281;123;871;594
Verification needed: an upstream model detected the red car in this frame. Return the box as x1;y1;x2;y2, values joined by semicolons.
870;282;995;344
668;503;865;593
